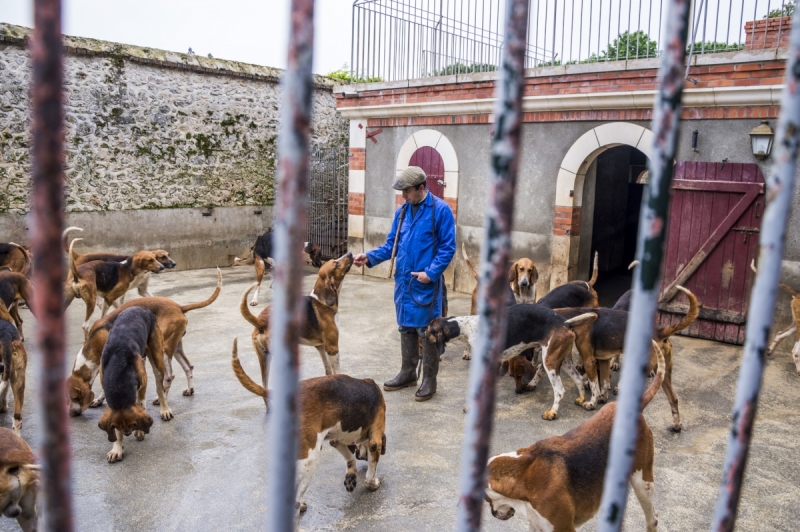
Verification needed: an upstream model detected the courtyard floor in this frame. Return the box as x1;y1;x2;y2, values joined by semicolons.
5;265;800;531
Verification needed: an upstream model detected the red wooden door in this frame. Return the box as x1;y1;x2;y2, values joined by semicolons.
409;146;445;198
657;162;765;344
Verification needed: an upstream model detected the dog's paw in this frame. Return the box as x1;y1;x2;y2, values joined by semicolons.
134;430;146;441
670;423;683;433
365;478;380;491
160;408;174;421
525;384;537;392
90;397;105;408
574;397;585;406
575;363;584;373
183;387;194;396
298;501;307;513
344;473;357;492
611;362;620;371
249;300;258;307
613;386;619;395
462;353;471;360
582;401;597;411
0;401;8;413
107;450;124;463
598;394;608;404
541;410;558;421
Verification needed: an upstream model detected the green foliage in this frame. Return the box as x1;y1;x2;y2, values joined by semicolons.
687;41;745;54
767;1;794;18
604;30;658;60
434;62;497;75
326;64;382;83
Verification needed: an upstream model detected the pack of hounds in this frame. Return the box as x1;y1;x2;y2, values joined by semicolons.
0;229;798;531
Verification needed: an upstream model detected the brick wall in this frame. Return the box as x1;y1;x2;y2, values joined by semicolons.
554;206;581;236
745;17;792;50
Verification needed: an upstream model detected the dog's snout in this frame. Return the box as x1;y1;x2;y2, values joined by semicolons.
3;504;21;518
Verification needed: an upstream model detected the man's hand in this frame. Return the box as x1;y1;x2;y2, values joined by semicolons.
411;271;431;284
353;253;369;267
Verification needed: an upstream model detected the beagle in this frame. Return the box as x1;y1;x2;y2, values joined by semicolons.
66;269;222;417
0;302;27;435
0;272;36;342
498;355;540;395
751;261;800;374
0;244;32;277
97;307;170;463
234;230;323;306
485;341;664;532
233;252;353;406
556;286;699;431
426;305;598;420
536;251;599;309
0;427;39;531
65;239;164;335
508;258;539;304
461;242;517;316
62;227;177;305
230;362;386;531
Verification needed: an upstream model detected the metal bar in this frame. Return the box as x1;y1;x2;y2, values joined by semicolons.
686;0;707;80
266;0;315;528
711;11;800;531
455;0;529;529
31;0;75;530
596;0;691;529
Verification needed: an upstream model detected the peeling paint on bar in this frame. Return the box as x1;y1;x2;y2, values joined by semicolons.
455;0;529;530
596;1;691;530
711;13;800;532
266;0;315;530
30;0;76;530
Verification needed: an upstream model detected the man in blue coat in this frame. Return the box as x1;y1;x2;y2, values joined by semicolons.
353;166;456;401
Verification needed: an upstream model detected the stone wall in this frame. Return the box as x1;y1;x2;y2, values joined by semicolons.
0;23;348;214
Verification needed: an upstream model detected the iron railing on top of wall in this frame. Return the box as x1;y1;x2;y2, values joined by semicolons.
351;0;795;83
308;147;349;260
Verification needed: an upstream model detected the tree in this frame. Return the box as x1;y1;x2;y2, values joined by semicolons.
326;64;382;83
604;30;658;60
767;1;795;18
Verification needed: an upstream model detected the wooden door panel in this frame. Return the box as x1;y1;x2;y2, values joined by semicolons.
657;162;765;345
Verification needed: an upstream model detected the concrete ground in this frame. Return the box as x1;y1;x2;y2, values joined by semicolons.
5;265;800;531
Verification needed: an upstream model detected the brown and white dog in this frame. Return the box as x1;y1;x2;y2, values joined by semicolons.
62;227;177;304
233;230;323;306
97;307;170;463
65;238;165;335
0;427;39;531
233;252;353;405
229;361;386;531
485;341;664;532
0;272;36;343
461;242;522;315
66;269;222;417
0;302;26;435
0;244;32;277
752;260;800;374
556;286;699;431
426;304;597;420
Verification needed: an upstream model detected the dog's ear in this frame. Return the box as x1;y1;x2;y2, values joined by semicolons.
521;359;536;385
498;360;509;376
508;263;518;285
323;276;338;307
98;409;117;442
136;413;154;435
531;265;539;285
381;433;387;455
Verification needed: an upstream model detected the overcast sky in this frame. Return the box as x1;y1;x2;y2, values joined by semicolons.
0;0;356;75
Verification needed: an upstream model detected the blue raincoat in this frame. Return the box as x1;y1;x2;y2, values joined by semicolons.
366;192;456;328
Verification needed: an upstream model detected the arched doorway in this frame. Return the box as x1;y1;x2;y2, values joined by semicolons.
395;129;458;216
550;122;655;292
409;146;445;198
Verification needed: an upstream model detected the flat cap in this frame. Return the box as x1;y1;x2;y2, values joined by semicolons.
392;166;427;190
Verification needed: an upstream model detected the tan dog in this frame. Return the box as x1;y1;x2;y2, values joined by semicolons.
0;302;26;435
65;239;164;334
62;227;177;304
0;244;32;277
751;260;800;374
0;272;36;342
461;242;518;316
485;340;665;532
67;269;222;417
508;258;539;304
233;252;353;405
0;427;38;531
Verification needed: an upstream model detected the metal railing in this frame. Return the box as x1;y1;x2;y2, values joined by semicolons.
351;0;795;83
308;147;349;260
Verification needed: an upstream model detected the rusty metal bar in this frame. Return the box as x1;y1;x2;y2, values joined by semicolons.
596;0;691;530
30;0;75;530
455;0;528;529
266;0;315;529
711;12;800;532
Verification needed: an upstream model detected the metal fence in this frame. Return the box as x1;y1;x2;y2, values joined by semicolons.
308;147;349;260
351;0;795;83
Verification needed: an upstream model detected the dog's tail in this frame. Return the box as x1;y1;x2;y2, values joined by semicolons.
628;259;640;270
640;340;665;410
180;268;222;313
7;243;32;275
239;283;267;329
231;338;267;398
461;242;479;282
68;238;82;282
62;226;83;253
587;251;599;287
751;259;800;297
658;286;699;339
564;312;598;329
0;300;12;325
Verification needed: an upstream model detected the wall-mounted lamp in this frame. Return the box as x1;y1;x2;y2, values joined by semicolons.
691;130;699;152
749;120;774;160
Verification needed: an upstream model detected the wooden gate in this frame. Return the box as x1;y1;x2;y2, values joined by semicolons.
409;146;445;198
657;162;765;344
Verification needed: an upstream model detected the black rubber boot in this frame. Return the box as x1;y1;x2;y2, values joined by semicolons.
415;339;439;401
384;332;420;391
